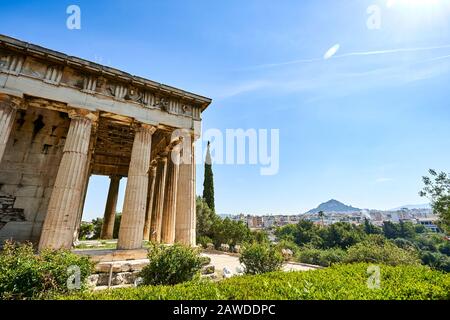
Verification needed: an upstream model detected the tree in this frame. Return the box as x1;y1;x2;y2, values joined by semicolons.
318;211;325;227
414;224;427;234
251;230;270;244
196;196;251;247
239;243;284;275
321;222;366;249
344;236;420;266
79;218;103;240
420;169;450;233
383;221;400;239
196;196;218;239
363;218;382;235
202;141;215;212
92;218;103;239
274;224;297;242
294;220;322;247
212;218;251;247
78;222;94;240
399;221;416;240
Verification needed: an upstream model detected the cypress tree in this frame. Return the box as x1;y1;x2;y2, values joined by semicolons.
203;141;215;211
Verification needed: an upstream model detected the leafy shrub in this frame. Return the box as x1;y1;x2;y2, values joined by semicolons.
319;222;366;249
196;197;252;248
420;251;450;272
438;241;450;256
415;234;439;252
296;246;346;267
63;264;450;300
251;230;270;244
78;221;94;240
345;238;420;266
239;242;283;275
211;218;252;247
139;243;204;286
393;238;417;251
197;236;213;249
275;239;299;256
199;255;211;266
78;218;103;240
0;241;93;300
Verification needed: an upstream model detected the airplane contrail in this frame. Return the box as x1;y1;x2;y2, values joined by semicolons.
333;44;450;58
243;44;450;70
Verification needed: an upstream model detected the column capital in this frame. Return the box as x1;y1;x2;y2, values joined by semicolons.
132;122;157;135
68;108;98;122
0;93;23;110
109;174;123;181
165;136;183;152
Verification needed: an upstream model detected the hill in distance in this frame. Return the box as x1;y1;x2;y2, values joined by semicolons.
390;203;431;210
307;199;361;214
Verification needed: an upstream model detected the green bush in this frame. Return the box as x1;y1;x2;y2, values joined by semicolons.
438;241;450;256
296;246;346;267
0;241;93;300
393;238;417;251
63;264;450;300
78;221;94;240
420;251;450;272
199;255;211;266
139;243;204;286
251;230;270;244
320;222;366;249
275;239;299;256
239;242;283;275
197;236;213;249
211;218;252;247
345;238;420;266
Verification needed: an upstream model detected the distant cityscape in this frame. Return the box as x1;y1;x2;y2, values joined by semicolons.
220;199;440;233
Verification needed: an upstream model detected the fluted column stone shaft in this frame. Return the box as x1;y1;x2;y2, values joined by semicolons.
0;94;20;163
161;147;180;244
143;166;157;240
39;111;96;250
150;156;168;242
175;140;196;246
117;124;155;250
100;175;121;239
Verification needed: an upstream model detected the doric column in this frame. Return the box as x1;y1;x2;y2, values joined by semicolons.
73;122;97;242
143;165;157;240
100;175;122;239
161;144;181;244
0;94;21;163
175;137;196;246
117;124;156;250
150;155;168;242
73;172;91;243
39;110;97;250
191;142;197;245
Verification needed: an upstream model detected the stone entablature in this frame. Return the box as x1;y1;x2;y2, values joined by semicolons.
0;34;207;124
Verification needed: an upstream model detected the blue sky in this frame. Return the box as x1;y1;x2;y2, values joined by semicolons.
1;0;450;219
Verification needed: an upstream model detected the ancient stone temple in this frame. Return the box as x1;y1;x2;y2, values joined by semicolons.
0;35;211;250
